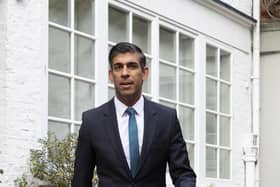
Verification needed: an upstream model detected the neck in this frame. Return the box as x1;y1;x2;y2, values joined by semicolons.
116;93;142;107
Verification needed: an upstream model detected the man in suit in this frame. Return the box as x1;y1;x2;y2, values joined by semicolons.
72;42;196;187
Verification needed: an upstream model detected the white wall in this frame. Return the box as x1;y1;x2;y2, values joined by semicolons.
261;30;280;53
260;53;280;187
221;0;252;16
0;0;8;184
0;0;48;186
260;29;280;187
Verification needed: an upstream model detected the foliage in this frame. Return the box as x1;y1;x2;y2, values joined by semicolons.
14;173;28;187
30;133;77;187
29;133;98;187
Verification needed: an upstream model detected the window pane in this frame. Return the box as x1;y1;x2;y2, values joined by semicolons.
206;147;217;178
220;116;230;147
75;35;95;79
159;63;176;100
220;50;230;81
133;16;150;54
143;58;151;94
108;87;115;99
48;121;70;140
49;27;70;73
206;45;217;77
75;80;95;120
179;106;194;140
179;70;194;104
159;100;176;109
74;124;81;135
220;149;230;179
187;143;195;169
160;27;175;62
49;0;69;26
179;34;194;68
206;112;217;145
109;7;128;42
48;74;70;118
206;78;217;111
75;0;94;34
220;83;230;113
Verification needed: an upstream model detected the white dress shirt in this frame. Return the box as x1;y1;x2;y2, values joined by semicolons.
114;96;144;169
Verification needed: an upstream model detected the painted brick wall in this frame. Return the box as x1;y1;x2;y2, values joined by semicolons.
0;0;8;184
0;0;48;186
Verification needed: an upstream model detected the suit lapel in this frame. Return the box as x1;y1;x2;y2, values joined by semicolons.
137;98;158;175
103;98;158;178
103;99;131;176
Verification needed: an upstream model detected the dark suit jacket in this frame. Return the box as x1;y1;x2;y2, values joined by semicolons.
72;98;196;187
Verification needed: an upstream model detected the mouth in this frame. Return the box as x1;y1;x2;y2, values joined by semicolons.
119;81;134;89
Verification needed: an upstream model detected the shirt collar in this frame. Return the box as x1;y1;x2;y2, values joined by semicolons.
114;95;144;116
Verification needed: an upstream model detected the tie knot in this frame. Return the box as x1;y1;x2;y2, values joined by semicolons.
126;107;136;116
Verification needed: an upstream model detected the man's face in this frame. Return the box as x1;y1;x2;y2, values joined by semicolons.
109;52;148;103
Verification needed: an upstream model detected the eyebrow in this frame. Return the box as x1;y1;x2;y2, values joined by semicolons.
113;61;138;65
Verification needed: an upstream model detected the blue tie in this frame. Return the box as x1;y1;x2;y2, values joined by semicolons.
126;107;139;177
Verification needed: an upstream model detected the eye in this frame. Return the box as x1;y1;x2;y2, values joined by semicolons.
112;63;123;71
127;62;139;70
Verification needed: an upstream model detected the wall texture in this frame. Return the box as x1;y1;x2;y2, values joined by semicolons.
0;0;48;186
0;0;8;184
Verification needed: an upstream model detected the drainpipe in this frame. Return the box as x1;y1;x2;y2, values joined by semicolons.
243;136;258;187
243;0;260;187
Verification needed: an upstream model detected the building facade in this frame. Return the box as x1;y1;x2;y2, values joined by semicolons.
0;0;260;186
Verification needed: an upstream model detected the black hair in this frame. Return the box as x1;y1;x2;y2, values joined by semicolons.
109;42;146;71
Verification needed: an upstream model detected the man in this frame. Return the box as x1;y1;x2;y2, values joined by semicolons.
72;42;196;187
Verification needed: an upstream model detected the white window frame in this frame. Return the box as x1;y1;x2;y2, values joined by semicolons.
48;0;97;133
158;20;197;166
205;41;233;180
107;2;155;99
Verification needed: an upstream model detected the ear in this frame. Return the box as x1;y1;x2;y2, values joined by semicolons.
109;69;114;82
142;66;149;81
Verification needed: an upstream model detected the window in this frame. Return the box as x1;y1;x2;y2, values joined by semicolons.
159;26;195;168
205;45;231;179
47;1;236;183
108;6;152;98
107;5;196;169
48;0;95;138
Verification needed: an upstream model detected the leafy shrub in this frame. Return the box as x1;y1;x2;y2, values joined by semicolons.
30;133;77;187
14;173;29;187
14;133;98;187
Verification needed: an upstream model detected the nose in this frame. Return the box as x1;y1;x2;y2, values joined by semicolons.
121;65;129;77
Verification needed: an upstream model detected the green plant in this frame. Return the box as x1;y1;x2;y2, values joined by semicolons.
30;133;77;187
29;133;98;187
14;173;28;187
